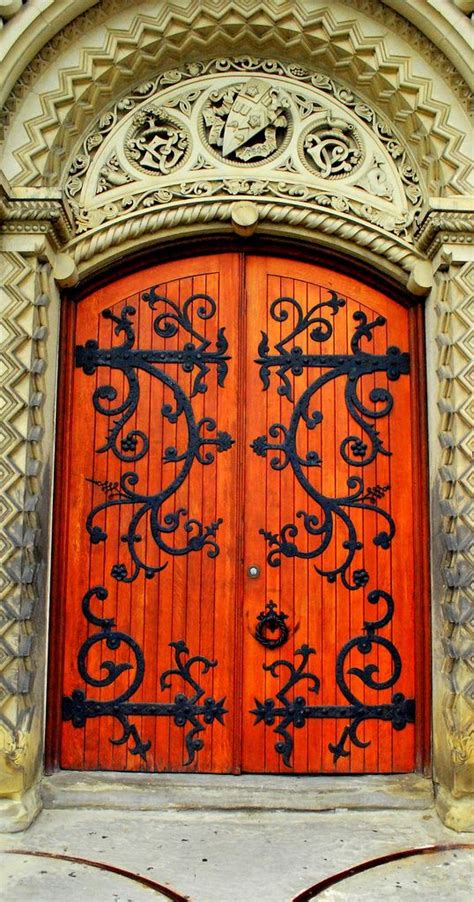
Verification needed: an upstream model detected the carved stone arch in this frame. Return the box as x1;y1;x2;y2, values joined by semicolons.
51;55;428;281
1;1;471;198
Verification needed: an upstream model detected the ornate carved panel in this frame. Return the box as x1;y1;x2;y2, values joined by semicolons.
63;58;422;241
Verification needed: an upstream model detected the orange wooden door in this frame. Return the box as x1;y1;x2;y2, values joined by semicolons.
56;253;420;774
59;255;243;772
240;257;417;773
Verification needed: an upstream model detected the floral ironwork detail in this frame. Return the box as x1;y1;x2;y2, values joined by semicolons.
251;589;415;766
63;586;227;764
76;291;234;583
255;600;290;649
251;293;409;590
86;476;127;499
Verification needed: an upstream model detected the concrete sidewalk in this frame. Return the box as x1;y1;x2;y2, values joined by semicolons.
1;806;472;901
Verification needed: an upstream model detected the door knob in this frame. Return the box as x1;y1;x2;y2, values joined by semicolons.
247;565;261;579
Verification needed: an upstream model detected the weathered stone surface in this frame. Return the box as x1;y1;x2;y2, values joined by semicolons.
1;807;472;901
40;772;434;813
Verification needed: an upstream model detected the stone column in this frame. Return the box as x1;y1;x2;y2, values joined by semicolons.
417;200;474;831
0;177;74;830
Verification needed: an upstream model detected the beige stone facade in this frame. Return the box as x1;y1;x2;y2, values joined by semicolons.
0;0;472;832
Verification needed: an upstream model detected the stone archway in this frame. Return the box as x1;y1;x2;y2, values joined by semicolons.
0;0;472;831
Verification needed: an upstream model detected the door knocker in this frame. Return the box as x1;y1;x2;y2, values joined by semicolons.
255;600;289;649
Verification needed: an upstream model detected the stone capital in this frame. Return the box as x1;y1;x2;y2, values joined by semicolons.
0;174;75;251
414;198;474;261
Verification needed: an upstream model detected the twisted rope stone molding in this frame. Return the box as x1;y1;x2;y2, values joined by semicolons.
61;59;424;249
1;2;471;197
69;198;422;276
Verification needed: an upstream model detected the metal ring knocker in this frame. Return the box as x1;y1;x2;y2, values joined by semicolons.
255;600;289;649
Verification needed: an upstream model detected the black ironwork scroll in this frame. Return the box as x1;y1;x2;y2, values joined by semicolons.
251;589;415;766
62;586;227;764
251;293;409;589
76;290;234;583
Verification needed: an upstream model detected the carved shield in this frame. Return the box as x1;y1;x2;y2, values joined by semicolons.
222;78;285;157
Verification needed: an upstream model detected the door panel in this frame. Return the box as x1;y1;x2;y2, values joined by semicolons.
56;252;419;774
241;258;415;772
59;255;242;772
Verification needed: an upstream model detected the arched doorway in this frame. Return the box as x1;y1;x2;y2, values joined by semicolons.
51;252;427;775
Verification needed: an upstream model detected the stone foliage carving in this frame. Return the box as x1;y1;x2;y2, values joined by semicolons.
63;57;422;252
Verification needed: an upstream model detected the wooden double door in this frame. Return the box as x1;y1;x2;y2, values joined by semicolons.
55;253;424;774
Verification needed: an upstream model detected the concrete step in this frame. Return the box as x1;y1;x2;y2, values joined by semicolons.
41;771;433;813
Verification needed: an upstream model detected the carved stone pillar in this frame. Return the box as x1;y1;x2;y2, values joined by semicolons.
0;177;74;830
416;200;474;831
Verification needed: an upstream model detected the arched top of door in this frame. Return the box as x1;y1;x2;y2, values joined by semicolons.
1;2;471;288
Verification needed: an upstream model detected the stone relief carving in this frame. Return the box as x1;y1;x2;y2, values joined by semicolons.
2;1;470;209
125;107;190;175
354;159;393;200
72;177;408;237
201;79;291;163
62;57;423;244
97;154;133;192
300;115;363;180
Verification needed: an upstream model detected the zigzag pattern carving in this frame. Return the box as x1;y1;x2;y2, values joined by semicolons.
435;261;474;775
2;1;471;195
0;251;49;779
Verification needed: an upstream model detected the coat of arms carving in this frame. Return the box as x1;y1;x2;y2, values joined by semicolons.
201;78;291;163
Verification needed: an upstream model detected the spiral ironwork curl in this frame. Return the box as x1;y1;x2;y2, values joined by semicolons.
251;589;415;766
63;586;227;764
76;290;234;583
252;293;409;590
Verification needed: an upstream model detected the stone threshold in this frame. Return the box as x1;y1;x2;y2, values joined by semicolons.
41;771;433;813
